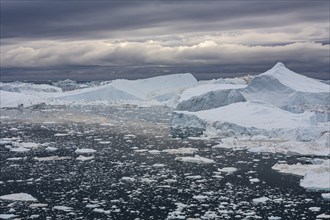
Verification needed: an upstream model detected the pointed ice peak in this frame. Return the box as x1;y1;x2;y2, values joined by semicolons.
259;61;329;93
272;62;286;69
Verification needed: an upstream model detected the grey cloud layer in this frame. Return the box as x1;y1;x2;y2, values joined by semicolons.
2;39;328;67
1;1;329;79
2;1;328;40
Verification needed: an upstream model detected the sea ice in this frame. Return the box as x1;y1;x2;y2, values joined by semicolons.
175;155;215;164
0;193;37;202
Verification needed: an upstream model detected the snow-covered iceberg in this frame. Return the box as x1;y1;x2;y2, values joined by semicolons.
0;82;62;94
0;90;45;108
58;73;197;107
172;101;326;140
171;63;329;156
0;73;197;108
241;62;329;109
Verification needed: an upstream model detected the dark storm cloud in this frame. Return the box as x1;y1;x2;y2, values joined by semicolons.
1;1;328;40
0;0;329;81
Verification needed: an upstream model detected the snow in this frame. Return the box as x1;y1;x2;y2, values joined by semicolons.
0;193;37;202
175;155;215;164
75;148;96;154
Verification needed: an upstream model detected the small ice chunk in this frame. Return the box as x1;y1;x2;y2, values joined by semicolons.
17;142;41;148
99;141;111;144
316;213;330;219
268;216;281;220
249;178;260;183
321;193;330;200
121;177;135;181
75;148;96;154
86;204;99;208
54;133;69;137
0;193;37;202
162;147;198;155
76;155;94;161
193;195;208;201
175;155;215;164
148;150;161;154
10;147;30;153
252;196;270;204
309;207;321;212
45;147;58;152
93;208;110;214
29;203;48;208
0;214;18;219
218;167;237;173
34;156;71;161
53;206;73;212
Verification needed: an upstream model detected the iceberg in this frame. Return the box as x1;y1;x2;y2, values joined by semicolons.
177;85;246;111
241;62;329;109
58;73;197;107
172;101;326;141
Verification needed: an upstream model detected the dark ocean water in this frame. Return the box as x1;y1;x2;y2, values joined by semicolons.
0;107;329;219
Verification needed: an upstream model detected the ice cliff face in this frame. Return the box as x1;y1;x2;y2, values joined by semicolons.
176;89;246;112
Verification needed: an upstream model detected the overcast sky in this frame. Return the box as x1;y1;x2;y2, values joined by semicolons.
1;0;329;81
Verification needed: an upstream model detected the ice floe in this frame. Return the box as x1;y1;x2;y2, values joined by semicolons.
0;193;37;202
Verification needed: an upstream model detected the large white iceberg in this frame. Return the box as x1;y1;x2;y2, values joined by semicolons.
0;91;45;108
171;63;329;156
58;73;197;107
241;62;329;109
0;82;62;94
172;101;327;141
